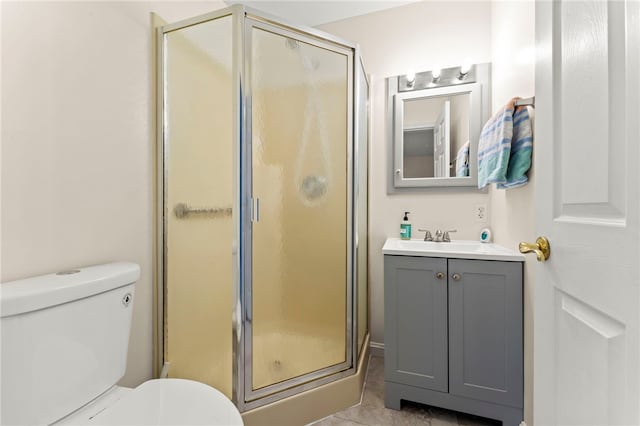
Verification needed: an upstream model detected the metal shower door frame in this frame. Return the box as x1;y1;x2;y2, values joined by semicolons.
353;53;370;362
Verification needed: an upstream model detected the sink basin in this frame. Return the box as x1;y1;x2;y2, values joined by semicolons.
382;238;524;262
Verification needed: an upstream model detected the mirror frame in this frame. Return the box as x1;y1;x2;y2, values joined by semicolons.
387;63;491;191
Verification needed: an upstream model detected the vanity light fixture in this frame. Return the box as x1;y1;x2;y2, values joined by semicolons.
458;63;471;80
406;71;416;87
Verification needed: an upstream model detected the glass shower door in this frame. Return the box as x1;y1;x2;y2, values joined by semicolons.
246;21;353;400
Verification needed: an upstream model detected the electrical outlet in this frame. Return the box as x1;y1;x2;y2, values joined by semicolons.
475;204;487;222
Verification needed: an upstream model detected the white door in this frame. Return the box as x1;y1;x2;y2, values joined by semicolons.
433;100;450;178
533;1;640;424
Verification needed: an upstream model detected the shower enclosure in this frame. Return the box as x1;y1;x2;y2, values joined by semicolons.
156;5;369;411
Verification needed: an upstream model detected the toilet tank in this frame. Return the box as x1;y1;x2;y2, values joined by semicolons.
0;262;140;425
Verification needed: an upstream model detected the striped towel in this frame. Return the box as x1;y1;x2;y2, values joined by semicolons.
478;98;533;189
477;99;516;188
456;141;470;177
497;105;533;189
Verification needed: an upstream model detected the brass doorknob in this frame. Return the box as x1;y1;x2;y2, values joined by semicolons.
519;236;551;262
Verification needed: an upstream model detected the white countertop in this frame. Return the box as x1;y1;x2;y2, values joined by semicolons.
382;238;525;262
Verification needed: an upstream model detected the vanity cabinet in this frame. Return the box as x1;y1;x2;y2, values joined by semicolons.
384;255;523;425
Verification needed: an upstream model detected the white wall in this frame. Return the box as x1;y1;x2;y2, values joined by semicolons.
1;0;226;387
489;1;535;423
319;1;493;348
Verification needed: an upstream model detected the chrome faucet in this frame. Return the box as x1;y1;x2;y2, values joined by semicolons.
443;229;457;242
418;229;433;241
432;229;457;242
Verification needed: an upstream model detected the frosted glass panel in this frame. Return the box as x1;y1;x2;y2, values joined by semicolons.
164;16;233;397
251;27;348;390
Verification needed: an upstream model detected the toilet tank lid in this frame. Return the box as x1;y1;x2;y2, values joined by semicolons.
1;262;140;318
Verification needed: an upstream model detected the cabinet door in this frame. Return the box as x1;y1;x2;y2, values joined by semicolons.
448;259;523;408
384;255;448;392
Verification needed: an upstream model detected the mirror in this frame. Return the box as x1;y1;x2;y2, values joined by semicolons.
402;95;469;179
387;63;491;190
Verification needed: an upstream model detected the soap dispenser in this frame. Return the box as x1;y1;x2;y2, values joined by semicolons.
400;212;412;240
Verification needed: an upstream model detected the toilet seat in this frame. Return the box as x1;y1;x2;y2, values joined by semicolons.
60;379;243;425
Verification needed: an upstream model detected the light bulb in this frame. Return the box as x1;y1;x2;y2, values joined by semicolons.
458;62;471;80
405;71;416;86
431;68;441;81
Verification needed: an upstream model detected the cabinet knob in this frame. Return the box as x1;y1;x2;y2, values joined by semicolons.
451;273;461;281
436;272;445;280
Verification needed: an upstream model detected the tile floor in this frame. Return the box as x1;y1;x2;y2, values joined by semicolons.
309;356;500;426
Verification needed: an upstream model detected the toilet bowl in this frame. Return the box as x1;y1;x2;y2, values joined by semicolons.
0;262;243;426
58;379;243;425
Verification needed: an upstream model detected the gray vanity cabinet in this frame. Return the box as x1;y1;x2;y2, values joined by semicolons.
384;255;523;425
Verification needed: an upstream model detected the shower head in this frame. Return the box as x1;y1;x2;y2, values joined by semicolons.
285;38;299;50
285;37;319;71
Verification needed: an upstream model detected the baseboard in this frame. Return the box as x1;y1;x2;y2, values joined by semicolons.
370;341;384;357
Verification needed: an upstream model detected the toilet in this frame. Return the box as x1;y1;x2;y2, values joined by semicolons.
0;262;243;426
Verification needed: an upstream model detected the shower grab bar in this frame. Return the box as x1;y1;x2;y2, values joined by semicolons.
173;203;232;219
